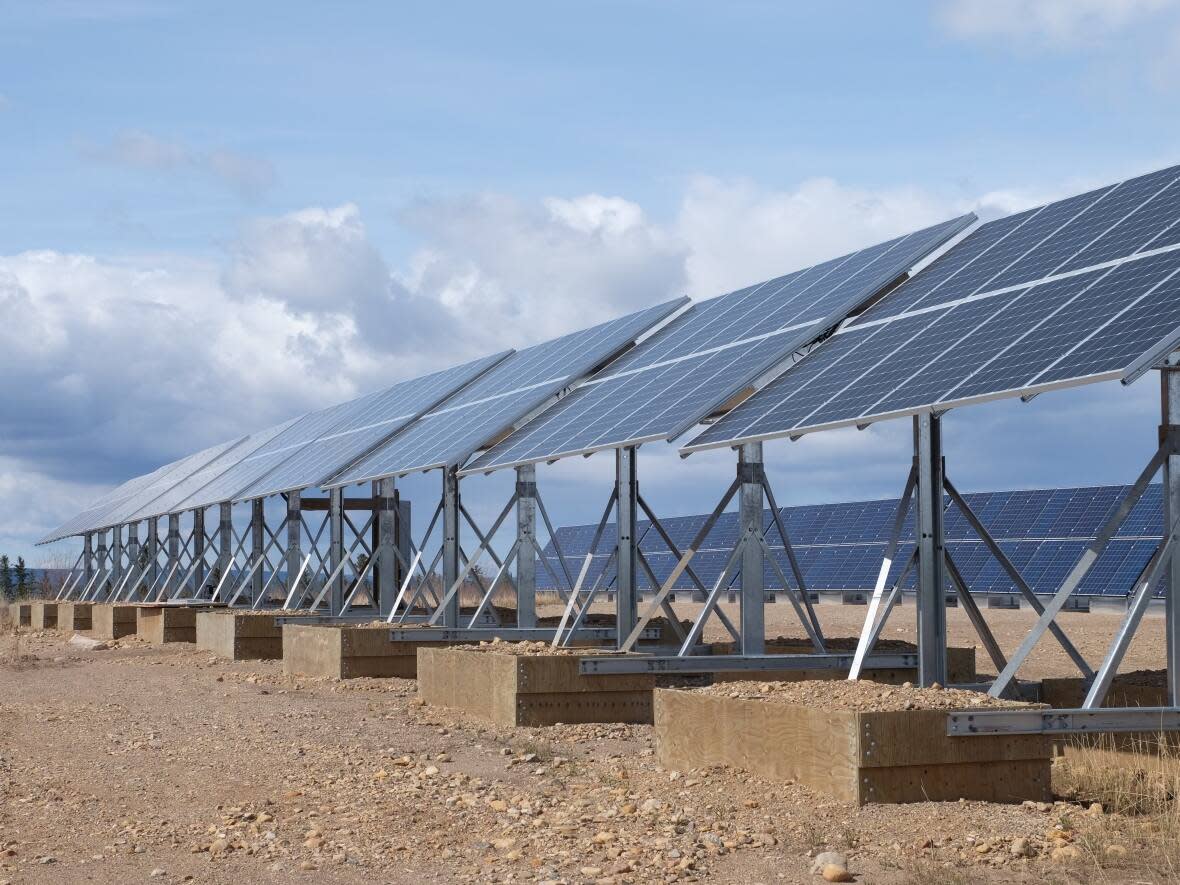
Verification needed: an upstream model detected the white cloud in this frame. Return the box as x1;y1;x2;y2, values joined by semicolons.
81;130;277;199
397;192;688;352
937;0;1176;48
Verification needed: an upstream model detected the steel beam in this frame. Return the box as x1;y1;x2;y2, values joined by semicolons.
949;708;1180;736
915;413;947;687
1165;358;1180;706
516;464;538;629
83;533;94;583
615;446;639;647
110;524;124;595
441;469;461;627
250;499;265;605
192;508;206;595
580;652;919;675
286;491;302;604
390;626;660;643
376;477;398;618
739;443;766;655
328;487;344;615
217;503;233;591
166;514;181;600
147;518;160;592
126;523;140;600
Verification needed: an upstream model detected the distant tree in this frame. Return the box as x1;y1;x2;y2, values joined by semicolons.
0;555;12;602
14;557;28;599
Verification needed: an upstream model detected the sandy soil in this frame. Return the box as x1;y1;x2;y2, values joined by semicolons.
0;604;1172;885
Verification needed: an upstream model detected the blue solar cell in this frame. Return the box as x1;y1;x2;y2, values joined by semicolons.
467;215;974;474
686;164;1180;454
538;483;1167;598
327;299;685;486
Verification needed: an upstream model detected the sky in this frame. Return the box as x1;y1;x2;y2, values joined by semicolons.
3;0;1180;563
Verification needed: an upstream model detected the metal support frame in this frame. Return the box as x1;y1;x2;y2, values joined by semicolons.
286;491;302;607
83;532;95;583
110;524;124;598
192;508;206;595
376;477;398;619
217;503;233;593
516;464;538;629
146;518;160;595
615;447;639;646
125;523;141;600
250;499;265;605
1165;357;1180;707
440;468;461;627
166;514;180;600
610;443;818;662
738;443;765;655
328;487;344;616
915;413;948;687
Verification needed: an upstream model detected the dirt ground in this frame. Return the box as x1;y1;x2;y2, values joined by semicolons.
0;602;1175;885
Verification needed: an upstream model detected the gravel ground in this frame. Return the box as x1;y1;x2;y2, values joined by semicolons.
0;604;1174;884
695;679;1034;711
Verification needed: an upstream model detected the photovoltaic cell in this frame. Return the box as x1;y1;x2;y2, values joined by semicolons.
538;484;1165;598
464;214;975;474
233;351;510;499
326;299;687;486
686;163;1180;452
124;417;301;523
39;436;247;543
171;351;511;511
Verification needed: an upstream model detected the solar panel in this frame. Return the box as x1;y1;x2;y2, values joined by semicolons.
538;484;1165;598
38;436;247;543
324;298;687;486
123;417;301;523
170;351;511;512
685;163;1180;452
37;456;198;544
463;214;975;475
232;351;510;500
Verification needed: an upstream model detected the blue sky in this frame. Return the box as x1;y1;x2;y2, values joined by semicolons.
3;0;1180;562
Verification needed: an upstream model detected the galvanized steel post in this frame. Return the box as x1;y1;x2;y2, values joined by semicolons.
286;492;302;603
739;442;766;655
250;499;265;604
441;469;461;627
1163;357;1180;706
615;447;639;647
915;412;948;686
329;487;344;615
192;508;206;595
376;477;398;619
516;464;538;629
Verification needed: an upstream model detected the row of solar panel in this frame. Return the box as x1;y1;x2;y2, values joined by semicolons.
45;161;1180;551
538;484;1165;598
40;214;977;545
687;163;1180;450
537;538;1160;598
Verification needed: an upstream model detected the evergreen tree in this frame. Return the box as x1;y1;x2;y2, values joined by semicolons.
0;555;11;602
14;557;28;599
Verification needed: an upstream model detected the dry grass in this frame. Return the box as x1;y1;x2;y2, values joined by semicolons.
1053;735;1180;881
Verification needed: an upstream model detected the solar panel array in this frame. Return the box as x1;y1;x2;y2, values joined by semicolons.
125;418;300;523
687;164;1180;451
326;298;688;486
233;351;510;500
464;214;975;474
37;437;247;544
538;484;1164;599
